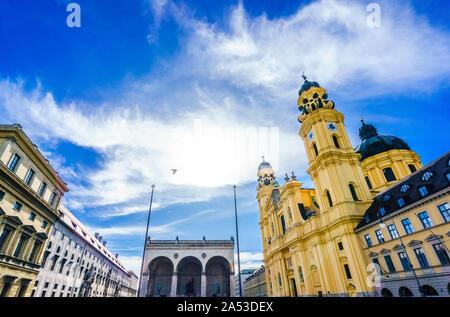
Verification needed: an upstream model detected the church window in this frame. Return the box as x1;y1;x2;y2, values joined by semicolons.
382;168;396;182
375;230;384;243
408;164;417;173
349;184;359;201
280;215;286;235
338;242;344;251
365;176;372;190
343;264;352;279
384;255;396;272
401;218;414;234
312;143;318;157
437;203;450;222
332;135;340;148
326;190;333;208
397;198;405;208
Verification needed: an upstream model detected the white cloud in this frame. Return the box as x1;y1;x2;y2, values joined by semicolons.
236;251;263;270
1;0;449;219
117;255;142;276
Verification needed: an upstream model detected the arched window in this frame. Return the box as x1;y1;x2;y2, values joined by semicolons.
326;190;333;208
349;184;359;201
312;143;318;157
332;135;340;148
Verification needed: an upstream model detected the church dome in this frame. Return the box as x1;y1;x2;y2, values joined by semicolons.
355;120;411;162
258;161;272;171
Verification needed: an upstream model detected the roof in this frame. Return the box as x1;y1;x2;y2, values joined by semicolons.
356;151;450;230
58;204;129;275
0;124;68;192
355;121;411;161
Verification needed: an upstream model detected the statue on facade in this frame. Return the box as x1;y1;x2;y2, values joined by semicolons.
185;278;195;297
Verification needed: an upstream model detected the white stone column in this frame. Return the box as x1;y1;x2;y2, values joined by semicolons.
170;273;177;297
201;273;206;297
140;273;148;297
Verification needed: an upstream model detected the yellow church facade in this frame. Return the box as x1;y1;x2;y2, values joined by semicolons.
256;76;448;297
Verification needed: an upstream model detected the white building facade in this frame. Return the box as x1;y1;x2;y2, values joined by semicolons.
32;205;136;297
139;238;235;297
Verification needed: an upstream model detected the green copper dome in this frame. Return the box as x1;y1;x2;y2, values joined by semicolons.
355;121;411;162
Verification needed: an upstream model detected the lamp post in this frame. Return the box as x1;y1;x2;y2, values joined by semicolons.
233;185;242;297
137;184;155;297
379;216;424;297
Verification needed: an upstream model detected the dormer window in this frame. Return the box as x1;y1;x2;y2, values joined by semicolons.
382;194;391;202
400;184;410;193
421;171;433;181
418;185;429;197
379;208;386;216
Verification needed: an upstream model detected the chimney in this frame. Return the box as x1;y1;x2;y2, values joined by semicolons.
115;254;118;259
94;232;99;239
102;241;107;246
98;236;103;242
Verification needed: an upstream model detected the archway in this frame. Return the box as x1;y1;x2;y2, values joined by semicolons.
205;256;231;297
399;286;413;297
147;256;174;297
177;256;202;297
381;288;393;297
421;285;439;297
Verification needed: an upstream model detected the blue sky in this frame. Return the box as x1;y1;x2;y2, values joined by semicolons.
1;0;449;274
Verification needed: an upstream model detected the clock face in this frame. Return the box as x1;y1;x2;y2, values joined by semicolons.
307;130;314;142
327;122;338;131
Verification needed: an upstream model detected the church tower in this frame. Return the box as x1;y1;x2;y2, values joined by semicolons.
297;75;374;296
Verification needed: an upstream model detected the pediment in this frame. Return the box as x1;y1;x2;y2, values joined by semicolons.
379;248;391;254
369;252;378;258
23;225;37;234
424;234;443;242
407;240;422;247
392;244;404;251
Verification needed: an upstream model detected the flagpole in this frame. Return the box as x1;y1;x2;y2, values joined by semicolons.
137;184;155;297
233;185;243;297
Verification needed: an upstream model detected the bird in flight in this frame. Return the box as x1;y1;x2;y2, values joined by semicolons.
171;169;177;175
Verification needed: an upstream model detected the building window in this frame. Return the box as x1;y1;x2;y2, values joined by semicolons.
0;190;5;200
414;248;430;268
408;164;417;173
437;203;450;222
13;202;22;212
28;240;42;262
365;176;372;190
8;153;21;172
299;267;304;283
397;198;405;208
432;243;450;265
364;234;373;247
29;212;36;221
421;171;433;181
312;143;318;157
326;190;333;208
372;257;380;267
42;221;48;229
401;218;415;234
384;255;396;273
398;251;411;271
400;184;410;193
24;169;35;186
332;135;340;148
349;184;359;201
0;227;12;252
375;230;385;243
379;207;386;216
382;167;396;182
13;233;30;258
343;264;352;279
38;182;47;197
418;185;428;197
418;211;433;229
338;242;344;251
387;224;399;239
49;192;58;206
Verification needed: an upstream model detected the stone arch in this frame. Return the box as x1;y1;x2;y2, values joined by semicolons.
176;256;202;297
205;256;231;297
381;288;393;297
421;284;439;296
147;256;174;297
398;286;413;297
